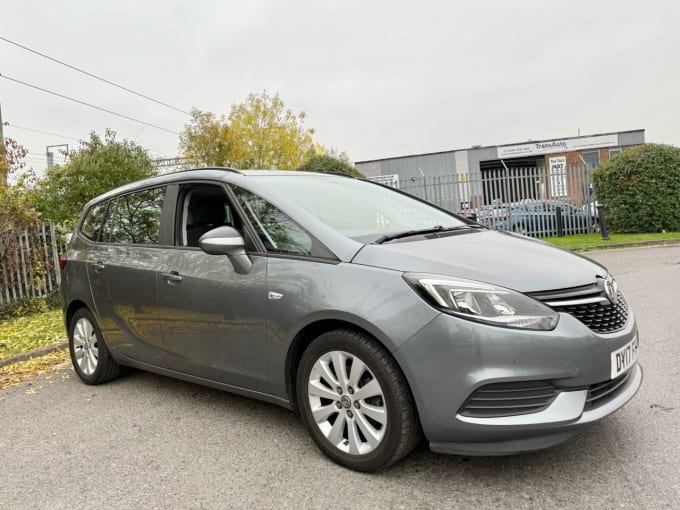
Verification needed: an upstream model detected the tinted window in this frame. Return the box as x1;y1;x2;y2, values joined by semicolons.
110;187;165;245
233;187;330;258
80;202;108;242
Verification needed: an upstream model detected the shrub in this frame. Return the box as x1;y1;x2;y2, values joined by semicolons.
0;291;61;320
593;143;680;232
296;154;363;177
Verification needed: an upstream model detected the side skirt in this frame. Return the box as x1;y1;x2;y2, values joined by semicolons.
118;356;294;411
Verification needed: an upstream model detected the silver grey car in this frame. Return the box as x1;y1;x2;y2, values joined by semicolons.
61;169;642;471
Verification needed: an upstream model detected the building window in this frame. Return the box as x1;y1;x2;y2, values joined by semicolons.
581;151;600;170
609;147;622;158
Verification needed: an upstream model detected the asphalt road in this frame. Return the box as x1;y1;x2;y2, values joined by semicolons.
1;246;679;509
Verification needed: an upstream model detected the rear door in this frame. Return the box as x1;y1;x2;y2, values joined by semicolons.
86;186;169;366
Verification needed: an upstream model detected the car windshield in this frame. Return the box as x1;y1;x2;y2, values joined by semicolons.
251;175;466;241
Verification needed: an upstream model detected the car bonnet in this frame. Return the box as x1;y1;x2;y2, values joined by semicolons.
351;229;606;293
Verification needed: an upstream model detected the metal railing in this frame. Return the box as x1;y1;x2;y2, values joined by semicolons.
0;223;66;305
372;164;598;238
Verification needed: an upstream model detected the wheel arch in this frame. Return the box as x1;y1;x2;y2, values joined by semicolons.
65;299;91;329
284;316;403;412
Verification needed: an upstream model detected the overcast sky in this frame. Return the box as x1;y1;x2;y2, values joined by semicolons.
1;0;678;168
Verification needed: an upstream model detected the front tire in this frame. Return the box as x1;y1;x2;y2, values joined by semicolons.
296;329;421;472
68;308;123;385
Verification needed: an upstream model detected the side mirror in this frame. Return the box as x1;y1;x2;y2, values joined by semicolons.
198;226;253;274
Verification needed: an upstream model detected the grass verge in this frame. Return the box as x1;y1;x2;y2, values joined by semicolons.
0;309;67;360
541;232;680;250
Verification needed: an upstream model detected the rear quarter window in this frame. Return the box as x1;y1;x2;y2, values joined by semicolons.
80;202;108;242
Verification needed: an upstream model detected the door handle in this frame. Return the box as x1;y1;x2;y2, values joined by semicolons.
92;261;105;273
162;271;183;284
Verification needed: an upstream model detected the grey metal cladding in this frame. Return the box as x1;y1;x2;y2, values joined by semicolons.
357;151;457;178
617;130;645;147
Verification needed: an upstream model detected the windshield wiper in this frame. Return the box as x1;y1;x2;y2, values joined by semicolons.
373;225;482;244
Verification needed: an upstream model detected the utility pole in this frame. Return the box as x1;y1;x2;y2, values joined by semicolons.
0;99;7;186
0;99;4;142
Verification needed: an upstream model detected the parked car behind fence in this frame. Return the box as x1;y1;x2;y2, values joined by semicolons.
477;200;598;237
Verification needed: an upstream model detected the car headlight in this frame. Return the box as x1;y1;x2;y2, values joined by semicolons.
403;273;559;331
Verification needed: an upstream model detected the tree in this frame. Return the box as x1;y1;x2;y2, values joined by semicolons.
0;138;42;308
31;129;156;224
1;137;29;187
179;91;315;170
296;153;364;177
1;137;38;227
593;143;680;233
178;110;237;167
228;91;314;169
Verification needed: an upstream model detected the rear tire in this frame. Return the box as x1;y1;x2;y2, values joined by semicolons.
68;308;124;385
296;329;421;472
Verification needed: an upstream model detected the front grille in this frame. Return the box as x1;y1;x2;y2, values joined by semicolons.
529;282;629;334
459;380;558;418
550;291;628;333
584;370;632;410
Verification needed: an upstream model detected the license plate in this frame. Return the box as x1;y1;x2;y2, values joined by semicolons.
610;336;639;379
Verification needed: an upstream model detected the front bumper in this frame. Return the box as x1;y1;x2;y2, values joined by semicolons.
430;362;642;455
393;309;642;455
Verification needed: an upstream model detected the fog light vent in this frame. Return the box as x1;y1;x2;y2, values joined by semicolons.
459;380;558;418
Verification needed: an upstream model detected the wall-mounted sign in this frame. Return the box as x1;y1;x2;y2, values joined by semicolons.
549;156;568;197
497;134;618;158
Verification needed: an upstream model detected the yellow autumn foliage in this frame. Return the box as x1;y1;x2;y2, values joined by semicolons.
0;309;67;359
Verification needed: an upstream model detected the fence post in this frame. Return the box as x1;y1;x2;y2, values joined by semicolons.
555;206;564;237
50;223;62;286
597;205;610;240
18;232;29;299
25;229;37;298
42;223;53;293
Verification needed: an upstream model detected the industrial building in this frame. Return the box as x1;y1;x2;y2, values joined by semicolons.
355;129;645;208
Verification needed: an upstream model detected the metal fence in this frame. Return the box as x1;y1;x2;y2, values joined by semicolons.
0;223;66;306
373;164;599;238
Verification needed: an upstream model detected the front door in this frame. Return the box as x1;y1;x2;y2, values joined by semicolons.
157;250;267;391
157;184;268;392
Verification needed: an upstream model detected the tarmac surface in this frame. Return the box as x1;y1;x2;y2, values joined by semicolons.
1;245;679;509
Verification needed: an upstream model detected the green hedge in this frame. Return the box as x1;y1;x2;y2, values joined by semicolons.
296;154;364;177
593;143;680;233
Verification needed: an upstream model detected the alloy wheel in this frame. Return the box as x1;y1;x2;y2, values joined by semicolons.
72;317;99;376
307;350;387;455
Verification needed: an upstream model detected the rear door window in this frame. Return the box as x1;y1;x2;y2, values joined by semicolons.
109;187;166;245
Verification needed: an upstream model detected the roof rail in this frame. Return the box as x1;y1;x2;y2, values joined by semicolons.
323;172;356;178
172;166;244;175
